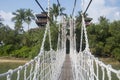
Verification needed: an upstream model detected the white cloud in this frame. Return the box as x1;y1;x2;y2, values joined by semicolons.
114;11;120;20
0;10;14;29
0;10;14;21
84;0;120;23
115;12;120;16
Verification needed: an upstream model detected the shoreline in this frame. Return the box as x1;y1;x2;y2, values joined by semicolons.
0;57;29;63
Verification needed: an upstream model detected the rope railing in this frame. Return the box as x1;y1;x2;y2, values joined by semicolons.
0;14;66;80
76;50;120;80
0;3;120;79
0;49;65;80
69;13;120;80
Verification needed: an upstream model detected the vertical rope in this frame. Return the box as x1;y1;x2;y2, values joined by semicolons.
82;14;89;50
17;70;20;80
102;66;105;80
30;61;34;80
107;65;112;80
48;0;52;50
33;57;39;80
7;70;13;80
73;19;76;51
57;24;61;50
80;16;84;52
24;65;27;80
96;59;99;80
17;66;22;80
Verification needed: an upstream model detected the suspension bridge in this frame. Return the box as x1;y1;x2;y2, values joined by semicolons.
0;0;120;80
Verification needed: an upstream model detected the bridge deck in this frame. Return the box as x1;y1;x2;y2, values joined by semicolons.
59;54;73;80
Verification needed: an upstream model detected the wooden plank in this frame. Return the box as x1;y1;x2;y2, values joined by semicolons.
59;54;73;80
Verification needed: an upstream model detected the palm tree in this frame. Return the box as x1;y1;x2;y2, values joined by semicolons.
50;3;65;21
12;9;26;32
14;20;22;32
50;4;59;21
25;9;35;31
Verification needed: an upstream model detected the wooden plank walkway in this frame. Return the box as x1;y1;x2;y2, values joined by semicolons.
59;54;73;80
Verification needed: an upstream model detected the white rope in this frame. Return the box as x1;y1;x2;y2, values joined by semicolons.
1;12;120;80
17;69;20;80
7;70;13;80
30;62;34;80
48;0;52;50
82;13;89;50
70;9;120;80
24;65;27;80
80;17;84;52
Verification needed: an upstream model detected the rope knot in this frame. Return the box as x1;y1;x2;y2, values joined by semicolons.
18;66;23;70
8;69;13;75
25;63;29;67
30;59;34;64
7;69;13;80
107;65;112;70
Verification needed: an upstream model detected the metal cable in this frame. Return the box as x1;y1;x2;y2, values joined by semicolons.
84;0;92;14
57;0;60;6
72;0;77;17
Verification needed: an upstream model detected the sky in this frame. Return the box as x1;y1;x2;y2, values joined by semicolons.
0;0;120;30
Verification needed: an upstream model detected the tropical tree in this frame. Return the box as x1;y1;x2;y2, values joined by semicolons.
25;9;35;31
50;3;65;21
12;9;26;32
50;3;59;21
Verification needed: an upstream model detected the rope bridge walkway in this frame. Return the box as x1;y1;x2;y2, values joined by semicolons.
59;54;73;80
0;0;120;80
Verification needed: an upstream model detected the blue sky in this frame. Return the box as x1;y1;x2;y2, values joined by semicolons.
0;0;120;30
0;0;81;15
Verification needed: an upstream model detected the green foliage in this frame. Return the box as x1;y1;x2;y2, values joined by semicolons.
29;45;40;59
0;21;59;59
50;25;58;50
50;3;65;21
112;48;120;61
12;8;35;32
0;11;120;62
87;17;120;60
11;46;30;58
0;44;14;56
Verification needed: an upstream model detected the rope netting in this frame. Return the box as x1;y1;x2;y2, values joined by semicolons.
69;13;120;80
0;15;67;80
0;0;120;79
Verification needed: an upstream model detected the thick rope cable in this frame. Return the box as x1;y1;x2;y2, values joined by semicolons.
84;0;92;14
57;0;60;6
72;0;77;17
82;13;89;50
48;0;52;50
80;15;84;52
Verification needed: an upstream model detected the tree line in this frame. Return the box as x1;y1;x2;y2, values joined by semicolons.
0;5;120;61
88;17;120;61
75;12;120;61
